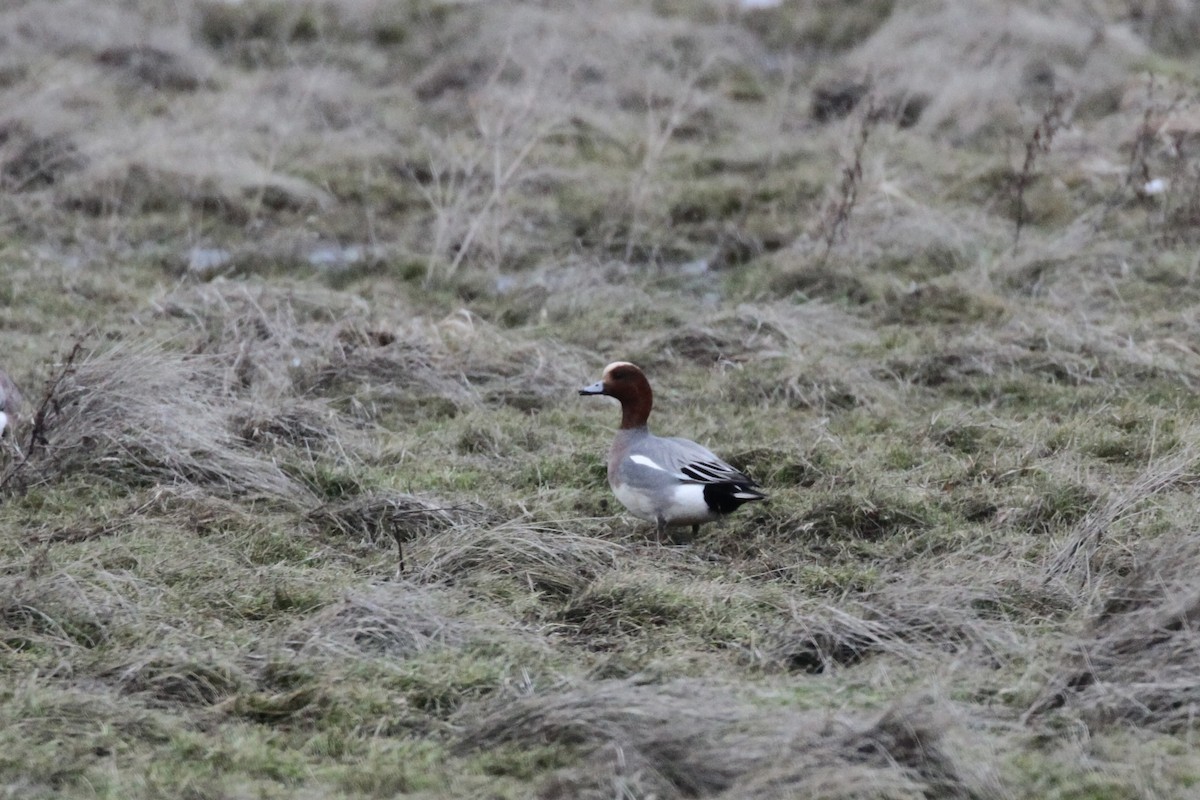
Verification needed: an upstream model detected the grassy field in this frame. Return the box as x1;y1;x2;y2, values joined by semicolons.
5;0;1200;797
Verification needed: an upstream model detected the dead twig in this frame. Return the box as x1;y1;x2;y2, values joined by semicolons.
818;97;876;262
1011;92;1072;253
0;338;86;497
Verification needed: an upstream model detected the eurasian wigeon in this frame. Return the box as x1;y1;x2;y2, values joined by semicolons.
580;361;766;540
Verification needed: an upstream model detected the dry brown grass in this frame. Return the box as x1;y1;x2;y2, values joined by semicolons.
1046;441;1200;583
460;679;995;799
286;584;494;661
7;0;1200;796
13;340;306;500
416;520;624;598
763;557;1067;674
842;1;1141;143
1029;532;1200;732
308;490;492;572
0;559;154;658
308;490;486;542
153;282;372;397
152;282;591;430
106;649;250;709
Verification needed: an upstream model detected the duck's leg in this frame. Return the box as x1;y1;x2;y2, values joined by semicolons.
692;523;700;537
655;516;667;543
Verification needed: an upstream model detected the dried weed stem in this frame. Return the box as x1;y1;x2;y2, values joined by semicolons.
1011;91;1071;252
0;339;85;497
818;97;876;261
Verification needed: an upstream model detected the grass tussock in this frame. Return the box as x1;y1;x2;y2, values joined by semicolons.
155;282;370;398
1030;533;1200;733
286;584;493;661
416;520;624;598
299;308;588;419
763;563;1066;674
843;1;1140;142
307;490;492;572
1045;442;1200;581
234;400;342;450
106;649;250;708
459;679;990;799
308;490;487;546
1;564;149;656
0;682;174;791
299;331;473;417
16;341;306;501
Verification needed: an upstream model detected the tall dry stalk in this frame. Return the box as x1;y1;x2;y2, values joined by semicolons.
416;48;566;282
817;97;877;261
1011;91;1071;253
623;54;716;263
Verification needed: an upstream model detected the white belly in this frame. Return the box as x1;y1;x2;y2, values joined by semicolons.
612;481;717;527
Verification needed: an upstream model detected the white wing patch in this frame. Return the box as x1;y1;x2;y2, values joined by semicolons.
629;454;669;472
0;411;7;437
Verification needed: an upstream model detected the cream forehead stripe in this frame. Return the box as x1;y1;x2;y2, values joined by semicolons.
603;361;638;376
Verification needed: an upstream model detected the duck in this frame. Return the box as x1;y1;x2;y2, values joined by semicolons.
579;361;766;540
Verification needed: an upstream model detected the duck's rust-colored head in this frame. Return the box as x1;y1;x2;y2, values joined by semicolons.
579;361;654;429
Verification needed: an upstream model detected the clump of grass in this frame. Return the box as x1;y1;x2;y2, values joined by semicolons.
0;682;174;792
638;323;771;369
146;485;265;537
1005;478;1095;537
800;489;931;540
15;341;306;501
765;603;927;674
843;3;1136;143
158;282;360;399
286;585;484;660
741;0;894;53
632;309;795;370
302;338;471;415
1029;532;1200;733
0;562;148;657
763;563;1064;674
95;44;210;92
1046;444;1199;582
308;491;482;541
298;308;585;420
458;679;988;799
308;490;489;572
416;520;623;598
554;574;711;645
164;283;587;422
106;650;249;708
0;127;87;191
234;401;341;450
195;0;324;53
694;305;892;411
